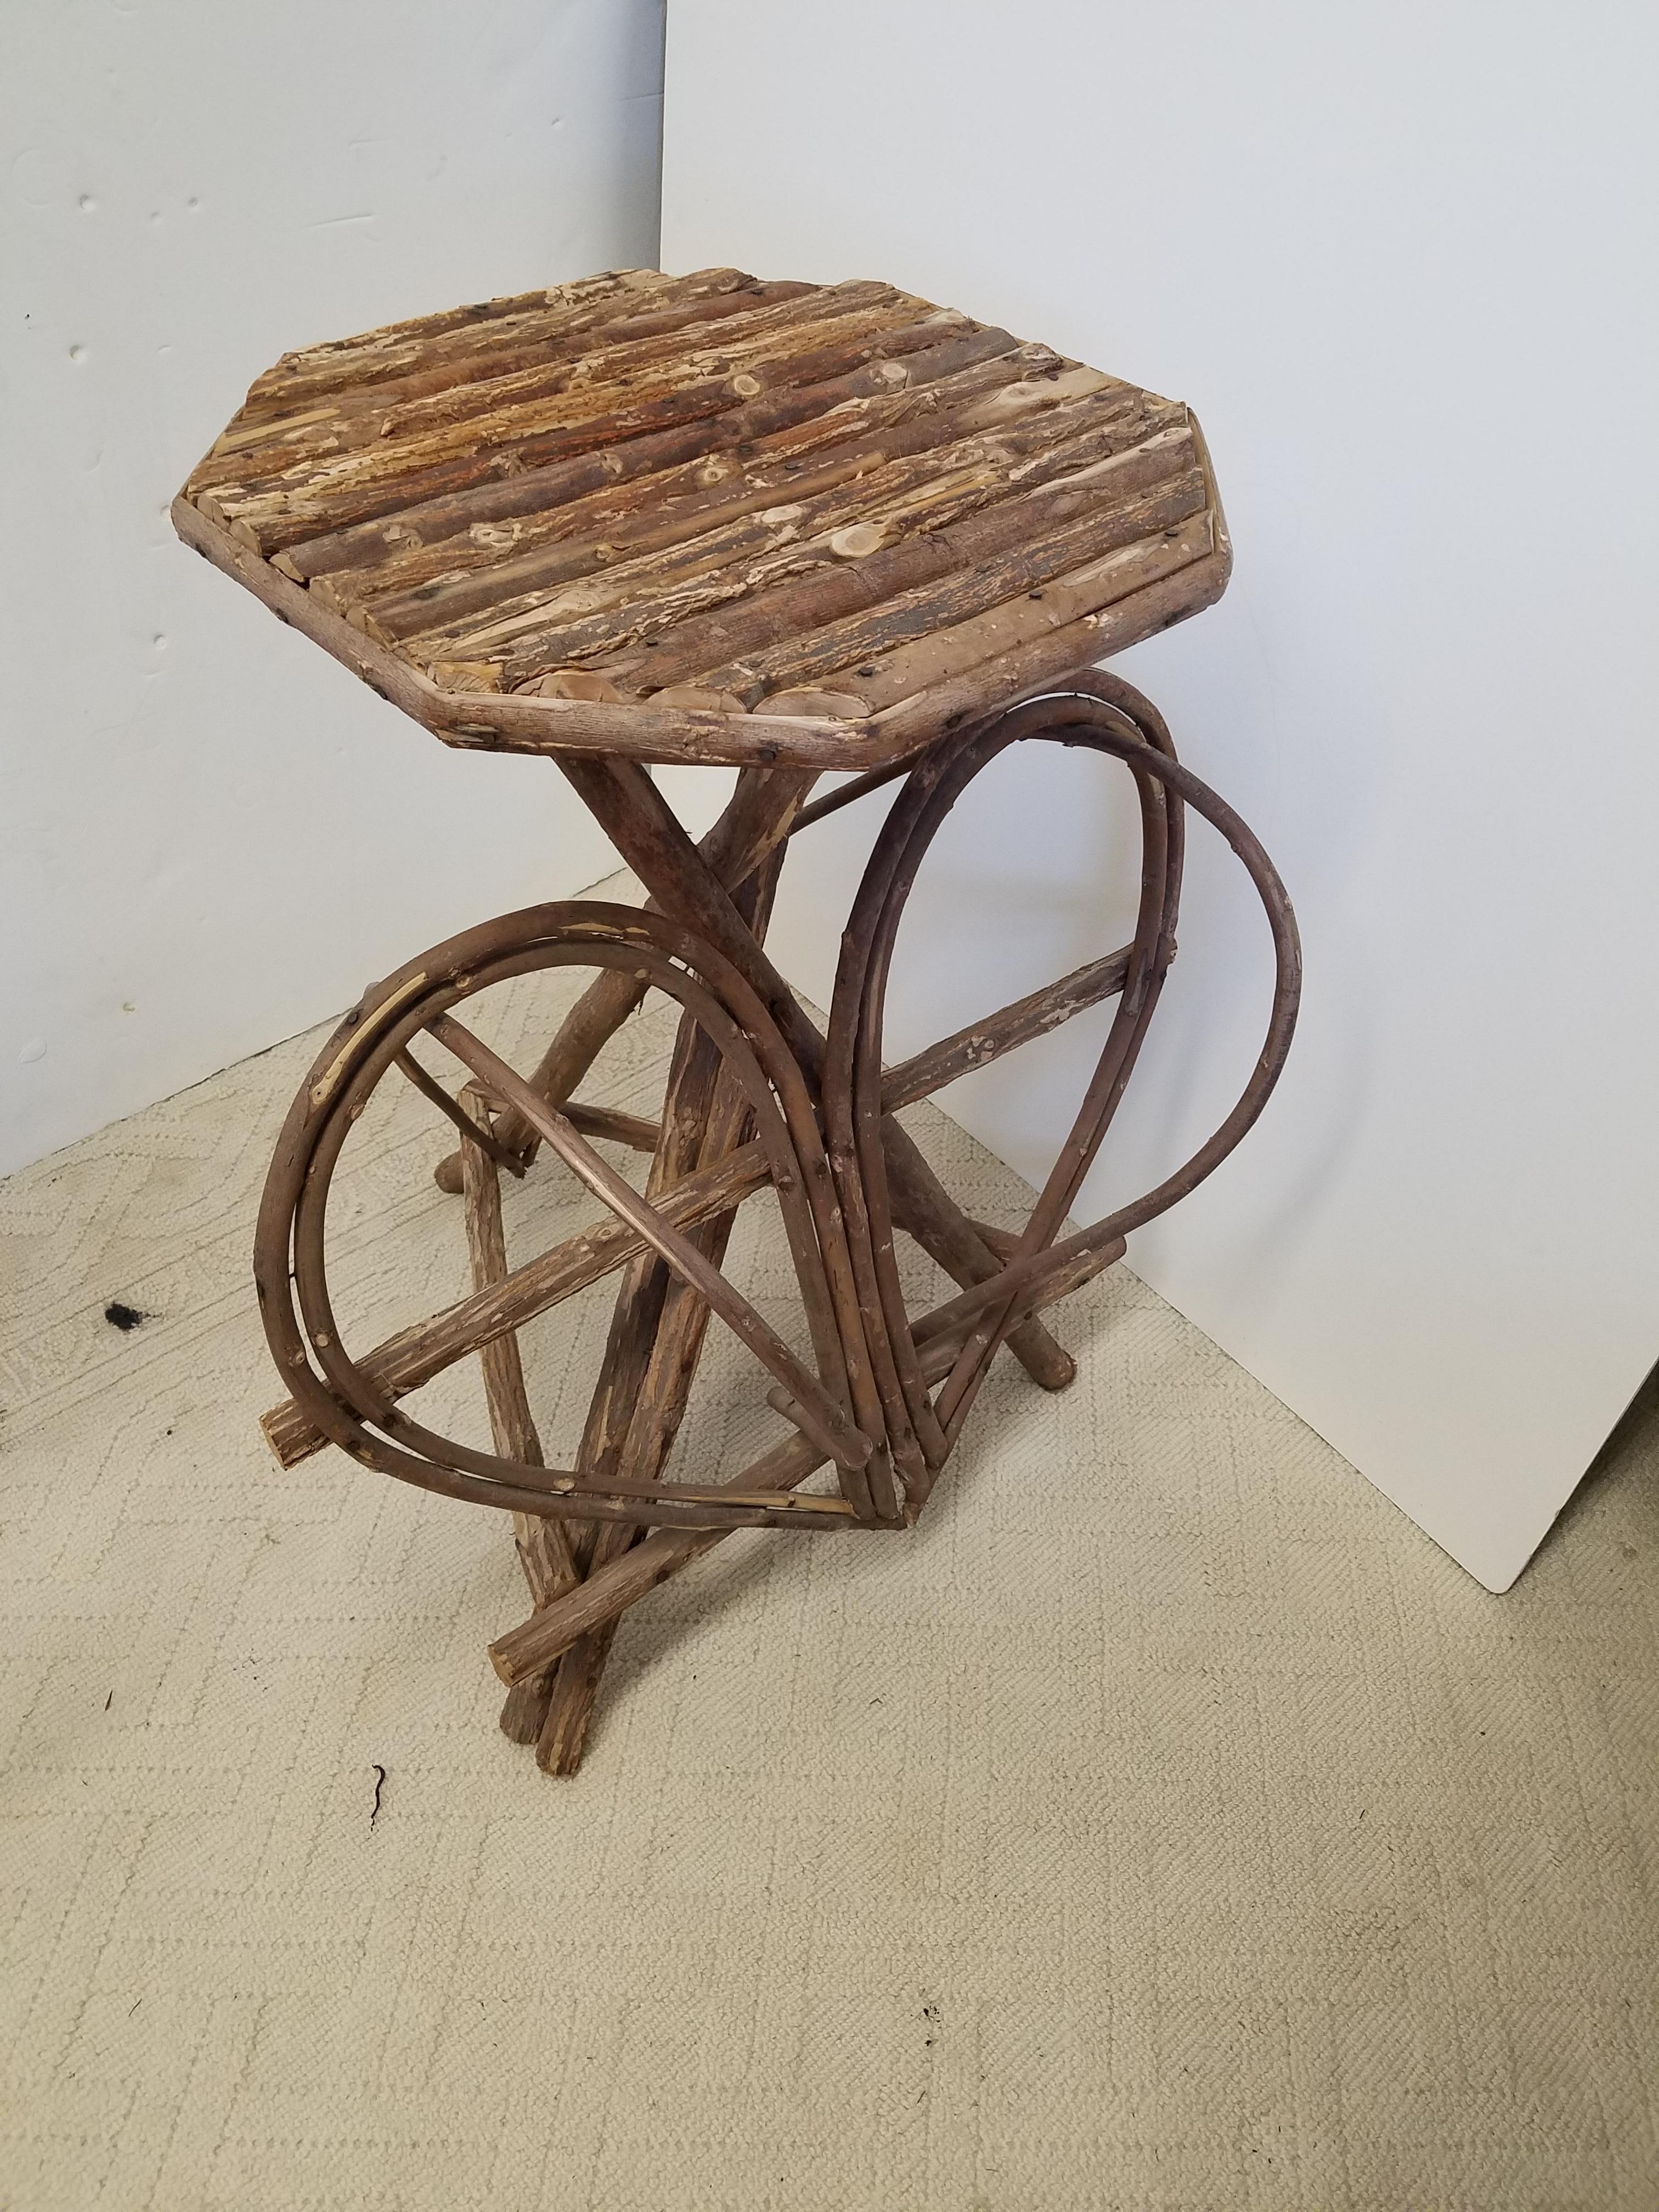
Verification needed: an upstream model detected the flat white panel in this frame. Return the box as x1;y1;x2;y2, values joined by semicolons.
1;0;667;1174
662;0;1659;1588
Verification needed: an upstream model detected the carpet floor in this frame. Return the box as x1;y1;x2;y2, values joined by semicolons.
3;881;1657;2210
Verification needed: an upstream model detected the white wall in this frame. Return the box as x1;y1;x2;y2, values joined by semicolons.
662;0;1659;1589
0;0;667;1176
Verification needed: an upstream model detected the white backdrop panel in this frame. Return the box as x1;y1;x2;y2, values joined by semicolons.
1;0;666;1175
661;0;1659;1589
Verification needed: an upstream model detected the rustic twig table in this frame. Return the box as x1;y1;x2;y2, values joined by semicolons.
176;266;1300;1773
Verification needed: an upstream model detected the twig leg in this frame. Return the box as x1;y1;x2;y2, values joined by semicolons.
456;1088;580;1741
535;774;810;1773
880;1119;1075;1391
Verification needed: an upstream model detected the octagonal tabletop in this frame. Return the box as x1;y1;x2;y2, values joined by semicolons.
174;266;1230;771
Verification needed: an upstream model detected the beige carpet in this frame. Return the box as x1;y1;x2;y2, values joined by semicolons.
4;881;1657;2211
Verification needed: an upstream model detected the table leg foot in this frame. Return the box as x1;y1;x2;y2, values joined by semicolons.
536;1624;620;1774
499;1672;555;1745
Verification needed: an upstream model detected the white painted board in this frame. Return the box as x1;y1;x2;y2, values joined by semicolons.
661;0;1659;1589
1;0;667;1175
